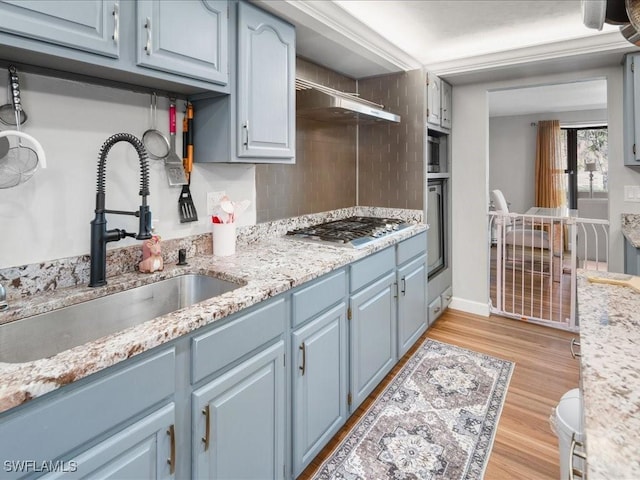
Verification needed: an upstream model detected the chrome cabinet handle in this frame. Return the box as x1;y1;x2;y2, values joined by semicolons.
299;342;306;375
112;3;119;44
433;306;441;314
401;277;406;295
243;122;249;147
144;17;152;55
202;405;211;451
167;425;176;475
569;432;586;479
570;338;581;359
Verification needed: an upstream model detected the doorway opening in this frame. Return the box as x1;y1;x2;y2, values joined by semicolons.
488;78;610;328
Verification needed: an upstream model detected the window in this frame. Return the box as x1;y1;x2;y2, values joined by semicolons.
560;126;608;209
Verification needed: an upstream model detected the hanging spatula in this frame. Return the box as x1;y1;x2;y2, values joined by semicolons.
178;102;198;223
166;100;188;186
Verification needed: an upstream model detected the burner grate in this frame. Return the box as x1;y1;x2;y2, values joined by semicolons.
286;217;408;247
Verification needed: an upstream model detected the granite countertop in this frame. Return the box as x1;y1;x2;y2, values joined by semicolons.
577;269;640;479
621;213;640;248
0;211;426;414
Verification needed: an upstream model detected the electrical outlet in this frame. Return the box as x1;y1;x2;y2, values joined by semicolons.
624;186;640;202
206;191;226;215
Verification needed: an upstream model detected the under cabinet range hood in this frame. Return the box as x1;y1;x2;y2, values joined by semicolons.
296;78;401;124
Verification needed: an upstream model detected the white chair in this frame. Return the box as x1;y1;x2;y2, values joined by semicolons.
491;189;551;269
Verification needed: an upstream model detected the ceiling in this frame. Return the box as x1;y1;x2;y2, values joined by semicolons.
255;0;635;116
255;0;637;82
488;79;608;117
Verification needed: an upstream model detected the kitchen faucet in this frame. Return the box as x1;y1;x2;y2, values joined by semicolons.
89;133;152;287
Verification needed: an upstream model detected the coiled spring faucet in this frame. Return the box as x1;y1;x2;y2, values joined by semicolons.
89;133;152;287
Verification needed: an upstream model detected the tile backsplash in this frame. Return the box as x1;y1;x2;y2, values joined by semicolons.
358;69;425;210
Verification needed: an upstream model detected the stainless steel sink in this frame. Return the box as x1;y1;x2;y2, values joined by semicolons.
0;274;241;364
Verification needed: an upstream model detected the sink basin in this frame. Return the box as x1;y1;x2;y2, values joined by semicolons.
0;274;241;364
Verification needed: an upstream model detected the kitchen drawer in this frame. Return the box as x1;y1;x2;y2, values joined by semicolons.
0;347;175;475
428;296;443;325
292;269;346;327
396;232;427;265
350;247;395;292
191;297;286;384
441;286;453;309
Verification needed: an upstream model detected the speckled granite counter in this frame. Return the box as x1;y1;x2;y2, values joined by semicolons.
577;269;640;479
621;213;640;248
0;207;425;414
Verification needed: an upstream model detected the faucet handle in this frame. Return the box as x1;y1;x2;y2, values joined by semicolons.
105;229;136;242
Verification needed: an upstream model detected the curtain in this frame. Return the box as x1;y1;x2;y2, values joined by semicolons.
535;120;566;208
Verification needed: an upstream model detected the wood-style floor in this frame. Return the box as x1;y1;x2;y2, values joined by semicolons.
297;309;580;480
489;245;572;325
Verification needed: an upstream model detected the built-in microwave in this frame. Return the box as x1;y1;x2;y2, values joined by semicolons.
427;132;447;173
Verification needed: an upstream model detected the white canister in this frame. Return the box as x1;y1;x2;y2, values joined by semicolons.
212;223;236;256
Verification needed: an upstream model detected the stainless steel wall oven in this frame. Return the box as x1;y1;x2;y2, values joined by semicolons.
427;179;446;277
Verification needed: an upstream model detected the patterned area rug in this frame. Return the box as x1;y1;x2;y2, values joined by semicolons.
312;339;514;480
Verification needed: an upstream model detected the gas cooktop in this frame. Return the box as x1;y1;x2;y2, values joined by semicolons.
285;216;409;249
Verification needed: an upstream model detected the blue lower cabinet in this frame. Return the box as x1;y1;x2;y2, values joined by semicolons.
0;347;176;480
192;341;286;480
349;271;397;412
41;404;176;480
397;255;427;357
292;302;348;476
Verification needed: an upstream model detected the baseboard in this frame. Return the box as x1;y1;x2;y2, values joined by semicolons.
449;297;490;317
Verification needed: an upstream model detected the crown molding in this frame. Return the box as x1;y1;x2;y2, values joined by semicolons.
426;31;636;77
252;0;422;73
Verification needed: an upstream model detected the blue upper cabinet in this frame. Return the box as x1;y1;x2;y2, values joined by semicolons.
0;0;120;58
136;0;228;85
237;1;295;160
624;53;640;166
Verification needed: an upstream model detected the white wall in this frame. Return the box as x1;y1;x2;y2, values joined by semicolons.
451;65;640;317
489;109;607;214
0;72;256;268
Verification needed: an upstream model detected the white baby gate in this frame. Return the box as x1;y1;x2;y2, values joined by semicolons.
488;211;609;330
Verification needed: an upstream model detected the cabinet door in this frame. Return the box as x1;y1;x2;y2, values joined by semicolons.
397;256;427;357
349;272;397;411
0;0;119;57
292;303;348;476
427;73;441;126
136;0;228;85
237;1;295;160
42;404;175;480
624;53;640;165
192;341;286;480
441;80;452;129
624;237;640;275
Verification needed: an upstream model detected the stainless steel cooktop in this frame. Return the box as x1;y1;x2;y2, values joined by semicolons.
285;216;409;248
